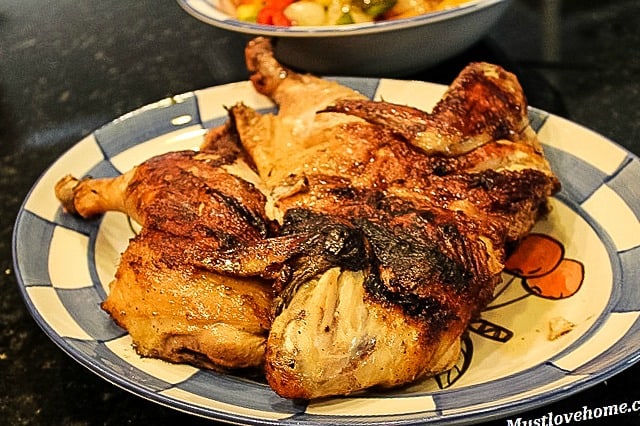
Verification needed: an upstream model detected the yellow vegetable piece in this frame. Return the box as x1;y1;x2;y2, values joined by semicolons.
237;3;262;22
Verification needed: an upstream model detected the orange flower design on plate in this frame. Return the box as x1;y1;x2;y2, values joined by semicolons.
435;233;585;389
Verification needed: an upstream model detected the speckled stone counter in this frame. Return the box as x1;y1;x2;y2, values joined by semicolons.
1;1;639;424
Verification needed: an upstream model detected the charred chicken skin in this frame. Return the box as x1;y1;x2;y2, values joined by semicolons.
233;37;560;399
54;36;560;399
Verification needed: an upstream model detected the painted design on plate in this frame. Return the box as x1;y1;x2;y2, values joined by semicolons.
12;78;640;425
503;233;584;301
435;233;587;389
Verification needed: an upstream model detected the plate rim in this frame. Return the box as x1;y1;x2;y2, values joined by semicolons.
12;77;640;425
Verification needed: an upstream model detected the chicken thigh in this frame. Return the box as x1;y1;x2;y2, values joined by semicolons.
55;127;279;371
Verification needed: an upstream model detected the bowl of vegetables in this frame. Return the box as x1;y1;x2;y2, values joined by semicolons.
177;0;512;76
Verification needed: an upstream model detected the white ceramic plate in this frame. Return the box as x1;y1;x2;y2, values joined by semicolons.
13;78;640;425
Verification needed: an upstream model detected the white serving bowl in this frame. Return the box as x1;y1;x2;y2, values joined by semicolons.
178;0;512;77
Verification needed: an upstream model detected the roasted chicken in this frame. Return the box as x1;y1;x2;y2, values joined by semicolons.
54;36;560;399
232;37;560;399
55;129;280;371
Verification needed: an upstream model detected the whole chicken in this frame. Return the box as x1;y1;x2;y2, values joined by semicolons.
55;36;560;399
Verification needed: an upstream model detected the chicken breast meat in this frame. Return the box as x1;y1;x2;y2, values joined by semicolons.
54;36;560;399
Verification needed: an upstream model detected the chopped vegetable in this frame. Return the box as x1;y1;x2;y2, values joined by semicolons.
352;0;396;17
257;0;296;26
335;11;355;24
236;0;263;21
284;1;327;26
233;0;471;27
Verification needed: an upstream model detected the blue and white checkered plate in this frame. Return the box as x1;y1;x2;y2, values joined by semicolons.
12;78;640;425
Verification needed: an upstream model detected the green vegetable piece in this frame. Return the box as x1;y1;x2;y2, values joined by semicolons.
336;11;354;24
353;0;396;17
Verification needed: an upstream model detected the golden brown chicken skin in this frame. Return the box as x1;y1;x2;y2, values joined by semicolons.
235;37;560;399
55;129;278;371
54;36;560;399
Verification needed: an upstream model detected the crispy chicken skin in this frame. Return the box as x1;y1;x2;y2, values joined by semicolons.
239;37;368;190
54;36;560;399
323;61;537;156
55;130;277;371
104;228;272;370
237;37;560;399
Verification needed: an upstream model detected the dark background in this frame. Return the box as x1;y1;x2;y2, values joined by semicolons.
1;1;639;424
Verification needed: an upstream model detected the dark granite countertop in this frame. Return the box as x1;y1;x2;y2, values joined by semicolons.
1;1;639;424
